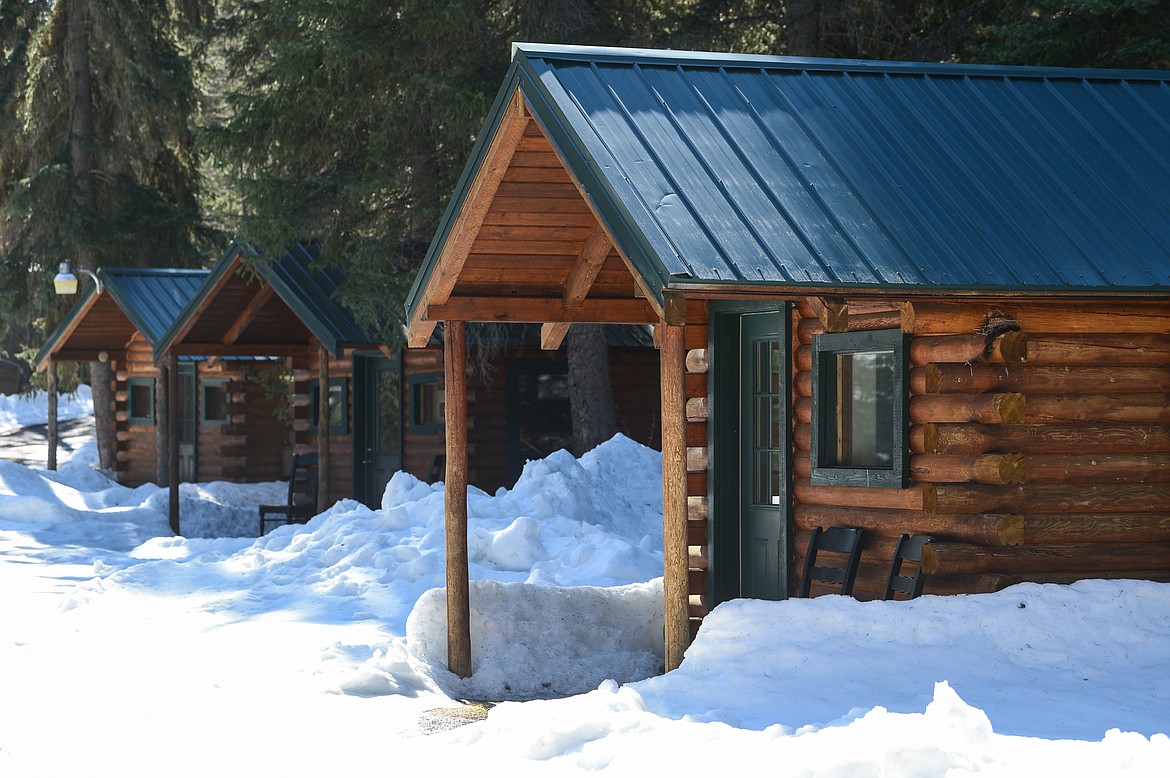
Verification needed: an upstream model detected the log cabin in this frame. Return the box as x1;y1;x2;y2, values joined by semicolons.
404;43;1170;675
154;241;660;526
34;267;225;485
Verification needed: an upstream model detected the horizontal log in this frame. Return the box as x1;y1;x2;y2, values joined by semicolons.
916;573;1021;595
1024;394;1170;424
910;453;1025;485
426;296;658;324
909;393;1026;424
793;528;905;566
1021;514;1170;544
909;331;1027;366
794;394;1024;426
1019;334;1170;366
905;299;1170;336
796;310;904;343
794;478;926;510
688;519;707;546
922;423;1170;454
1023;454;1170;484
918;364;1170;394
794;504;1024;545
923;483;1170;514
921;541;1170;576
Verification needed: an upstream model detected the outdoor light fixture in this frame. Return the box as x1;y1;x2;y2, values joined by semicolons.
53;261;102;295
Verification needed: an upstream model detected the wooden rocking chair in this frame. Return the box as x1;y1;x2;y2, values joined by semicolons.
883;534;931;600
799;526;864;597
259;453;319;535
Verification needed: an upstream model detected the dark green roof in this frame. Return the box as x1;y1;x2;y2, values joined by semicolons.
408;44;1170;316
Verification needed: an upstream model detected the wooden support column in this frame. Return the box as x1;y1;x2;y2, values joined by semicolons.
444;321;472;678
155;361;170;486
317;342;330;513
168;352;180;535
47;361;59;471
660;321;689;671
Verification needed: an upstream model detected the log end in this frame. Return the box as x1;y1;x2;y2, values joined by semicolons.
998;513;1026;546
998;393;1027;424
999;331;1028;363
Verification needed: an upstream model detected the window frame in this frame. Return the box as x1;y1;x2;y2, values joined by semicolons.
408;372;445;434
810;328;909;489
309;377;348;435
127;378;155;426
200;379;229;428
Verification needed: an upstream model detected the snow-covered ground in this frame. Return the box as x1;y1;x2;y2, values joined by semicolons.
1;389;1167;776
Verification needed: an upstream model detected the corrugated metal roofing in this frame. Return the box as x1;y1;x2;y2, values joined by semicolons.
500;44;1170;296
264;242;376;350
99;268;210;349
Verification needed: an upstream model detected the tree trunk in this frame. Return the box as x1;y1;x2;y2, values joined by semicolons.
567;323;617;456
786;0;822;56
65;0;117;471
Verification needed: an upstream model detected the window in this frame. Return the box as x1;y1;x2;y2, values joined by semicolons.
201;380;229;427
127;378;155;425
811;329;908;488
309;378;348;435
409;373;445;433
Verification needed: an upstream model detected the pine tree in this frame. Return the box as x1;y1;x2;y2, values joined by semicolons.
0;0;213;468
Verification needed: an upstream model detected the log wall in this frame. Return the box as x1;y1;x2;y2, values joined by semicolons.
796;296;1169;599
115;336;288;487
685;296;1170;622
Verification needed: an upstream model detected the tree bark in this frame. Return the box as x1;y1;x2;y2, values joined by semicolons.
786;0;822;56
65;0;117;471
567;323;617;455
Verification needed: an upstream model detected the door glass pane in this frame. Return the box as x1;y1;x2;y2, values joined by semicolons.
836;350;895;468
751;336;783;506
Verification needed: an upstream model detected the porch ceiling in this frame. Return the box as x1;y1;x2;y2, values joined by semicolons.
39;293;136;365
167;266;317;357
407;91;659;348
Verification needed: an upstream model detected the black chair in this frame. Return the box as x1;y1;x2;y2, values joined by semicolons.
799;526;864;597
883;534;931;600
259;453;319;534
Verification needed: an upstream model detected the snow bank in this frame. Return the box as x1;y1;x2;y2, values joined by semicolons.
0;384;93;432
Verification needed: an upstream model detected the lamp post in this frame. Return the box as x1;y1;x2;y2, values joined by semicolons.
47;261;103;471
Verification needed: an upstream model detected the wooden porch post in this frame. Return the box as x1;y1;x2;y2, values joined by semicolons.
47;360;59;471
168;352;180;535
155;360;169;486
444;321;472;678
660;322;689;671
317;342;330;513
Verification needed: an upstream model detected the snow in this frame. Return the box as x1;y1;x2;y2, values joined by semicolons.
1;389;1168;776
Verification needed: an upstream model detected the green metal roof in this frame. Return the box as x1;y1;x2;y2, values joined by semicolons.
408;44;1170;316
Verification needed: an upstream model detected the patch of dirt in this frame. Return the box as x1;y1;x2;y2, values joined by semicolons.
416;701;494;734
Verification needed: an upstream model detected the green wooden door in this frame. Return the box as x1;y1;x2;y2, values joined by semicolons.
739;311;788;600
177;363;197;483
712;306;790;603
354;353;402;508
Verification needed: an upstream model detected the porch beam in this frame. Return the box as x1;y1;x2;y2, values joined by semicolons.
660;321;690;671
167;343;314;358
223;284;276;346
429;296;657;325
407;91;530;348
540;225;612;350
444;321;472;678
